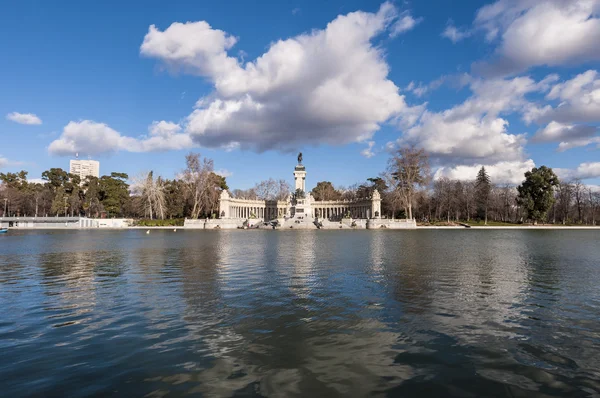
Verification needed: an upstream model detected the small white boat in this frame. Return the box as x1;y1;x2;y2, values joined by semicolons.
0;228;8;234
146;230;150;234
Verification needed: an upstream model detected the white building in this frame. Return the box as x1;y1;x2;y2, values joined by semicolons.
69;159;100;180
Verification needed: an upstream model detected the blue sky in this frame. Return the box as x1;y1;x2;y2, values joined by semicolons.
1;0;599;189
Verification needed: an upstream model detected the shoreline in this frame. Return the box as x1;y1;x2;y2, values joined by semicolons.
1;225;599;231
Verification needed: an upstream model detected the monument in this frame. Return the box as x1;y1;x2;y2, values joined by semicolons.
290;152;312;221
186;152;418;229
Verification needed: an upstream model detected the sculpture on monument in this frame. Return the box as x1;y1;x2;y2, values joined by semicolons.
297;152;303;164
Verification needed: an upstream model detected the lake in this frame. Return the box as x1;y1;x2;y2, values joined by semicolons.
1;230;599;397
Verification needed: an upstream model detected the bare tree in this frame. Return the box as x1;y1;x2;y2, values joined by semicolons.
380;172;404;218
275;179;292;200
463;181;475;221
572;179;585;223
433;177;453;223
588;188;599;225
232;188;258;200
340;184;360;201
182;153;220;219
386;147;430;220
556;182;573;224
132;171;166;219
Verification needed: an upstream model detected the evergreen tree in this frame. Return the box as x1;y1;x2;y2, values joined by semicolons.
517;166;559;224
475;166;491;224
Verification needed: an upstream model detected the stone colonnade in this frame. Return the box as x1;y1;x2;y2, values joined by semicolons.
219;191;289;221
219;188;382;220
227;202;288;220
313;201;373;219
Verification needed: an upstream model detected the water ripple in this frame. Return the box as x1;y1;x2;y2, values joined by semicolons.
0;229;599;397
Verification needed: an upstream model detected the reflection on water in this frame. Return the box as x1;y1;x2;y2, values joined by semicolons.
1;229;600;397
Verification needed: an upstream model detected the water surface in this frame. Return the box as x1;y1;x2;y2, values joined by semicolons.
1;230;599;397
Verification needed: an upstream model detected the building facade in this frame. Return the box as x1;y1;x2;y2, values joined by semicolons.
69;159;100;180
216;157;382;225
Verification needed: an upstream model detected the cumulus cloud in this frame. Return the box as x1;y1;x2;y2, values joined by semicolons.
473;0;600;75
360;141;376;158
390;11;423;37
524;70;600;150
141;2;418;152
536;70;600;124
48;120;195;156
435;159;535;185
555;162;600;180
398;75;555;164
6;112;42;125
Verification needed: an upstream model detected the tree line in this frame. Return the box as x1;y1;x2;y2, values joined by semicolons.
350;148;599;225
0;153;227;220
2;149;599;224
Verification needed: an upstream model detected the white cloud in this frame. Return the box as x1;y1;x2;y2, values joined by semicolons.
27;178;45;184
0;156;24;169
149;120;182;137
538;70;600;124
524;70;600;150
473;0;600;75
140;21;239;79
435;159;536;185
390;11;423;37
532;121;598;143
48;120;195;156
441;22;471;43
555;162;600;180
360;141;376;158
141;2;417;151
398;75;554;163
215;169;233;178
557;136;600;152
6;112;42;125
405;81;428;97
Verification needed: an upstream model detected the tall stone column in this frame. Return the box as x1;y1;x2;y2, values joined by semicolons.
219;190;231;218
371;189;382;218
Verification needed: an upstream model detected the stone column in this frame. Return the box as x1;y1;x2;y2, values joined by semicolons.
371;189;382;219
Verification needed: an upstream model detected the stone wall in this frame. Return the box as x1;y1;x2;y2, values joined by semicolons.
367;219;417;229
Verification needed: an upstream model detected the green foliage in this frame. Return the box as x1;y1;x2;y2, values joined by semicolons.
42;168;70;190
475;166;491;221
357;177;388;198
99;173;130;217
211;173;229;191
517;166;559;223
164;179;187;219
50;187;67;216
0;170;28;189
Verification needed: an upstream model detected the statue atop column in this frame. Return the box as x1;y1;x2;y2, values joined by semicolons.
297;152;303;165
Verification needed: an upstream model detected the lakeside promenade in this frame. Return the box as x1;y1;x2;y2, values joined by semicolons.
1;217;599;230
